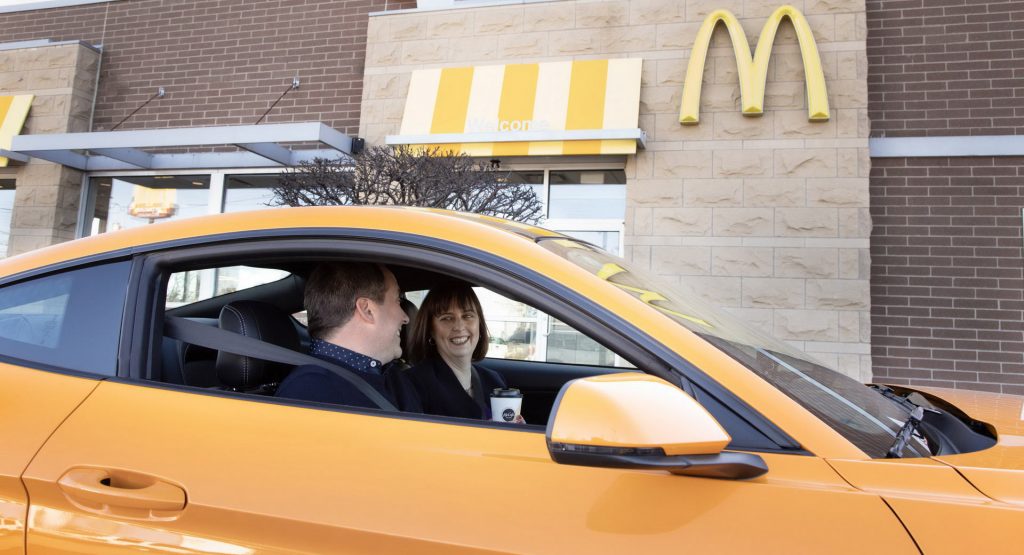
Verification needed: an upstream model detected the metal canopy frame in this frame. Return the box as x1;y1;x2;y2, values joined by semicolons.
11;122;355;171
385;128;647;149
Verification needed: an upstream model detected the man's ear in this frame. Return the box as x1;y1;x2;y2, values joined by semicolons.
354;297;375;323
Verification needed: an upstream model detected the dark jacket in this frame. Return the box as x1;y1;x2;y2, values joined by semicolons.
407;356;506;420
276;361;422;412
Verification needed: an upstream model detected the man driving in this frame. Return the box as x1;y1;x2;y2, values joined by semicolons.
275;262;421;411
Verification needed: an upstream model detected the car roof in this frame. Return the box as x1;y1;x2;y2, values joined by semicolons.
0;206;569;280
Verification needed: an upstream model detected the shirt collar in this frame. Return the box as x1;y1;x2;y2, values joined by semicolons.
309;338;383;375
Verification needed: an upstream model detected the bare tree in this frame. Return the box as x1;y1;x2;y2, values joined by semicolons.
271;145;543;223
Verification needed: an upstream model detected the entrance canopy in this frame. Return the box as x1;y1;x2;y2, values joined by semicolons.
10;122;356;171
387;59;645;157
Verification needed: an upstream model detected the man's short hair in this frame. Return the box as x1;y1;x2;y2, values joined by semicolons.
305;262;388;339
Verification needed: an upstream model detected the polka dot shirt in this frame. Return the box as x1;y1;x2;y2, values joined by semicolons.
309;338;383;375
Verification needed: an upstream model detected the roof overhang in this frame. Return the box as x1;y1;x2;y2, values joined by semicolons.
11;122;356;171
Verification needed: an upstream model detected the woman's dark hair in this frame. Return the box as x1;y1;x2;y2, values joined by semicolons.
408;281;489;364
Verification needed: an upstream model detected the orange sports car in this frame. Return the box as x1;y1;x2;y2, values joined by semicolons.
0;207;1018;553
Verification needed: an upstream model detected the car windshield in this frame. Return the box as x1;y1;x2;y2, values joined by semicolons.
539;238;926;458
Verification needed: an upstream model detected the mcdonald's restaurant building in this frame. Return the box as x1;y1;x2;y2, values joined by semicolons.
0;0;1021;395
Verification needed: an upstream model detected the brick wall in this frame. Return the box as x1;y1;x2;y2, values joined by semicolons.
0;0;415;135
866;0;1024;137
871;156;1024;394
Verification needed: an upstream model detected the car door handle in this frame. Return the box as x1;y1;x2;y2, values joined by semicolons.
58;467;186;511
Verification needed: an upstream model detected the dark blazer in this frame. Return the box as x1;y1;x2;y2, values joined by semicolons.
276;362;423;413
407;356;506;420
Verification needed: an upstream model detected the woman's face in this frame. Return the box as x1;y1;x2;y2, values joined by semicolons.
431;301;480;366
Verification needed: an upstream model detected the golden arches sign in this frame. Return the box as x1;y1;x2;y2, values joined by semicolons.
679;5;830;125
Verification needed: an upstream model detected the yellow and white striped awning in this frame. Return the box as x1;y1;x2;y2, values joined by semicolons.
387;59;644;157
0;95;32;167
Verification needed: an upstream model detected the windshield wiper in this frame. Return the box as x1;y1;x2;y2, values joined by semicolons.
871;385;940;458
869;384;919;412
886;406;925;458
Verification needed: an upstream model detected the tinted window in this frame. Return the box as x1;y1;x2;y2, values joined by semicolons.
0;261;131;375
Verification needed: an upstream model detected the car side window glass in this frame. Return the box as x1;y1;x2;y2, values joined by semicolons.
166;266;290;308
0;261;131;375
408;287;635;368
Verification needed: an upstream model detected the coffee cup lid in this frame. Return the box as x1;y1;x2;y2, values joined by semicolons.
491;387;522;398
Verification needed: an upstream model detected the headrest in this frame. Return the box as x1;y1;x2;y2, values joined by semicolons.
216;301;300;390
400;297;418;356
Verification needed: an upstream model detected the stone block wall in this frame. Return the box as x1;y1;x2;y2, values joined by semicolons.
362;0;872;379
0;42;99;255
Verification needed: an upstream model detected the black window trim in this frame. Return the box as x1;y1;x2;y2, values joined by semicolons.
120;228;805;454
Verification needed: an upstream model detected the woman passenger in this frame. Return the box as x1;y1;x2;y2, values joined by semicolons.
406;282;511;420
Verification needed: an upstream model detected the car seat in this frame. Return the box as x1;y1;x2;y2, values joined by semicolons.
217;300;301;393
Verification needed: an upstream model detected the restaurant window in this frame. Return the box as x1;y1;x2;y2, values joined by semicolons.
548;170;626;220
85;175;211;236
223;174;285;213
0;179;15;257
505;168;625;255
481;166;627;362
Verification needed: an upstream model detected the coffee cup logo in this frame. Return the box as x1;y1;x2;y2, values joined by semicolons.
502;408;516;422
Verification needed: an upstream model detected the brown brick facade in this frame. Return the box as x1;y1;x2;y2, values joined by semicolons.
0;0;415;135
866;0;1024;137
871;156;1024;394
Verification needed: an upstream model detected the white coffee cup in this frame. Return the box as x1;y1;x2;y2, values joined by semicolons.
490;388;523;423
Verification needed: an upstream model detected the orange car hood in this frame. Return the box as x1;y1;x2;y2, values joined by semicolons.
907;386;1024;505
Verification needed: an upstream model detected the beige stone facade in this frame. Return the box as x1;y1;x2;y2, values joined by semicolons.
362;0;871;380
0;42;99;256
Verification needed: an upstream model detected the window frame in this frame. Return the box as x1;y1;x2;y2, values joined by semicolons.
119;228;804;453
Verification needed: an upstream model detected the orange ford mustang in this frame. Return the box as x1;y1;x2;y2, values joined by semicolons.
0;207;1019;553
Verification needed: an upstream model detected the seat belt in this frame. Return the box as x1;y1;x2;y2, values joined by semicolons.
163;316;398;412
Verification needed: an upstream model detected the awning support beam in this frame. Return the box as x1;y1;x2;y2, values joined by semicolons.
91;147;153;168
236;142;294;166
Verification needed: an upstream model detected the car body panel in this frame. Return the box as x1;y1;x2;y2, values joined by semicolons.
881;497;1023;555
908;386;1024;505
23;381;916;554
0;364;99;554
829;445;1023;551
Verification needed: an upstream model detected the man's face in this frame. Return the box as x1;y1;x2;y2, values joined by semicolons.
369;268;409;363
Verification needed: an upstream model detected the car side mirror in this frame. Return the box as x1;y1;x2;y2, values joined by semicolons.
545;373;768;480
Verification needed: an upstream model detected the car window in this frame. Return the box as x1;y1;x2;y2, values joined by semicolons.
0;261;131;375
144;247;784;450
407;287;634;368
166;265;290;308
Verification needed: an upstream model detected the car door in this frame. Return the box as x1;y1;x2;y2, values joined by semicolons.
22;378;921;554
0;260;133;554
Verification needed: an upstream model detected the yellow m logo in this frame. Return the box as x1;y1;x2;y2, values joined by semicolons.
679;5;829;125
